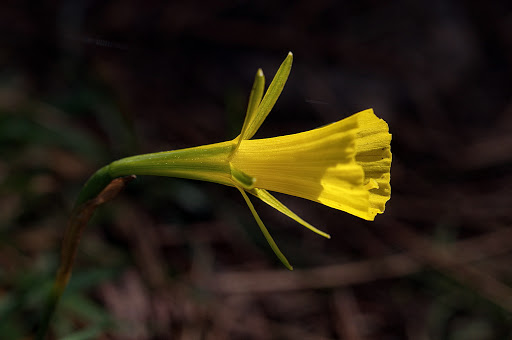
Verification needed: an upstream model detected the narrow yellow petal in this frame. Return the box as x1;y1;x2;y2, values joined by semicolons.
250;188;331;239
237;68;265;145
235;185;293;270
243;52;293;140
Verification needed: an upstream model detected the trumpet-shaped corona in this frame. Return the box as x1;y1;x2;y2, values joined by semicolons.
231;109;391;221
85;52;391;269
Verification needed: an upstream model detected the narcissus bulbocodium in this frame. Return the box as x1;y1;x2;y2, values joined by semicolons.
79;52;391;269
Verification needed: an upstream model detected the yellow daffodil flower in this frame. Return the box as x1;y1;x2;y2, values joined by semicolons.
79;52;392;269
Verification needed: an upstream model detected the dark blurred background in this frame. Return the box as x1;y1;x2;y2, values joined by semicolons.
1;1;511;339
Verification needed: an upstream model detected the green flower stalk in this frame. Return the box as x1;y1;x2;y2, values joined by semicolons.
39;52;391;338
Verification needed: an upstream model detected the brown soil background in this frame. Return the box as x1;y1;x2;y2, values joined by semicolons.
0;1;511;339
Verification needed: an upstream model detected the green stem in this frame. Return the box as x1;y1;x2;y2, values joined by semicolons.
75;165;114;207
37;167;134;340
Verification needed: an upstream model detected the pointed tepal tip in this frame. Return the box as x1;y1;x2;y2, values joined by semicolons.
286;52;293;63
257;68;264;77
